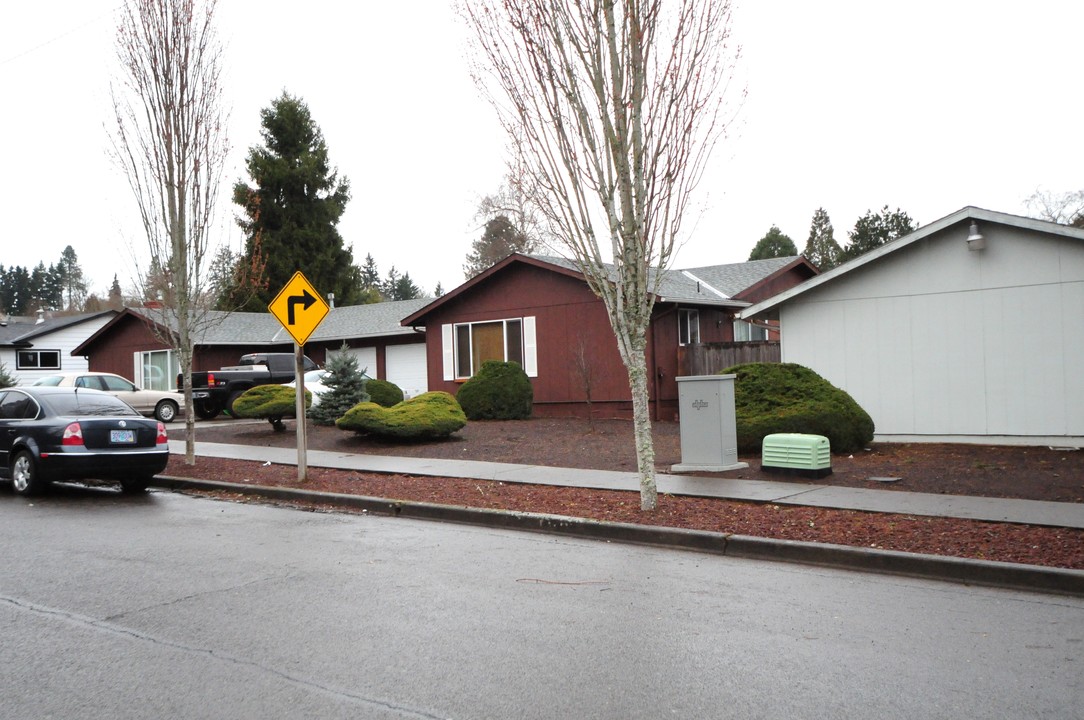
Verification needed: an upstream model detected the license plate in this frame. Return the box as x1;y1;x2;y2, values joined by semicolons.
110;429;136;444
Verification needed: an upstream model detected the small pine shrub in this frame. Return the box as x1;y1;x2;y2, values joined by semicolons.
456;360;533;420
366;378;404;407
336;391;466;440
721;362;875;454
0;360;17;388
308;346;370;426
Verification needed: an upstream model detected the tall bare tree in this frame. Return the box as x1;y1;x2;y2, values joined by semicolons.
110;0;229;464
462;0;741;509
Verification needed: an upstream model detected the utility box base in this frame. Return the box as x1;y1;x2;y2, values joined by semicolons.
671;375;748;473
761;433;832;478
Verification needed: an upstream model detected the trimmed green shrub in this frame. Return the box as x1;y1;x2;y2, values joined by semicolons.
366;378;404;408
721;362;874;454
308;346;370;426
456;360;533;420
336;391;466;440
233;384;311;431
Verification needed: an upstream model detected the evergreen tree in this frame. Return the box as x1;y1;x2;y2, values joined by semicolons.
390;272;421;300
0;359;17;388
359;253;381;292
382;266;400;299
464;214;533;278
57;245;88;310
842;206;916;261
748;225;798;260
308;345;370;426
108;274;124;310
231;92;360;310
802;207;843;271
433;282;445;297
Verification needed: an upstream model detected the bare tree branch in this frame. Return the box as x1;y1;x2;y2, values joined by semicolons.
462;0;741;510
109;0;230;464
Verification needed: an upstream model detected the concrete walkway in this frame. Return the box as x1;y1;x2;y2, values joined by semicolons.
168;440;1084;530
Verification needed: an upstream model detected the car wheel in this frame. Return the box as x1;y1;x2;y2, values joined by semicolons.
11;451;47;496
155;400;179;423
120;477;151;493
194;401;221;420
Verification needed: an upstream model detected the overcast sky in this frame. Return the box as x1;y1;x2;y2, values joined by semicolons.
2;1;1081;301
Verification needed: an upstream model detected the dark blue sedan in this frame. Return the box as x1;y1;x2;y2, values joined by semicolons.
0;386;169;496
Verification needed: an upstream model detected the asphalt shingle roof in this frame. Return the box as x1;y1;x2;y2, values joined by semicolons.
0;311;116;347
134;298;433;346
525;254;800;307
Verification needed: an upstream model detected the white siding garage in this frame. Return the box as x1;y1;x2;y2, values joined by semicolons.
330;345;378;377
742;207;1084;447
386;343;428;398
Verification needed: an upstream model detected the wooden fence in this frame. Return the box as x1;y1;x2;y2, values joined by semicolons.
679;341;781;376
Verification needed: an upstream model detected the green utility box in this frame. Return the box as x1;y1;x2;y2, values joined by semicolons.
761;433;832;478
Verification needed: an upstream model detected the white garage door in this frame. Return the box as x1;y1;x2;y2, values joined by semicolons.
386;343;428;399
329;346;378;378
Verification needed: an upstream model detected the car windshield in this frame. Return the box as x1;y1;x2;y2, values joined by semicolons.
31;376;64;387
42;392;140;417
304;370;326;383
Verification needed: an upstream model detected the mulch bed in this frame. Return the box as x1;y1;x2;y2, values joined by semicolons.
165;418;1084;570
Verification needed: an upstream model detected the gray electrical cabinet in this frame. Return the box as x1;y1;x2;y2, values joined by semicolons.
670;374;748;473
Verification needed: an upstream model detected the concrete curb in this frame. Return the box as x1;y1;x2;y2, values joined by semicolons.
154;476;1084;598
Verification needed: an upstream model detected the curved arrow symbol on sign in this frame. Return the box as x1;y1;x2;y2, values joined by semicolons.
287;289;316;325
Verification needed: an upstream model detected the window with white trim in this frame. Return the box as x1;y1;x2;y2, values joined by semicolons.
136;349;180;391
678;309;700;346
16;349;61;370
733;319;768;342
442;317;537;379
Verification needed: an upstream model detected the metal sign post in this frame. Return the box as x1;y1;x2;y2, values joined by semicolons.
268;272;330;482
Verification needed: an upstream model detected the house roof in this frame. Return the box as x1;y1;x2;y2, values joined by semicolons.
401;253;811;326
72;300;431;355
741;206;1084;321
0;310;117;348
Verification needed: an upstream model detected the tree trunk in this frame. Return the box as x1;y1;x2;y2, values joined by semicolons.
625;346;657;511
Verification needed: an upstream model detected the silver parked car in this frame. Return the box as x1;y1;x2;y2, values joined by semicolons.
32;372;183;423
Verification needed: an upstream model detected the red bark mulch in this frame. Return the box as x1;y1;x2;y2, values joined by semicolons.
166;418;1084;570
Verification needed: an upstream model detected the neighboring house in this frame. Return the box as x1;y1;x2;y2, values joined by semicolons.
72;299;431;396
741;207;1084;447
402;253;817;420
0;309;117;386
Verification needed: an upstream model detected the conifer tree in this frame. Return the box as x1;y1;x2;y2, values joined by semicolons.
231;92;361;310
748;226;798;260
802;207;843;271
308;345;370;426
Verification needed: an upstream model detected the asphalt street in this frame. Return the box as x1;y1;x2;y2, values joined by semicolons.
2;485;1082;719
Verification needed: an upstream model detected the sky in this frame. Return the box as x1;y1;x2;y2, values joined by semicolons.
2;1;1081;301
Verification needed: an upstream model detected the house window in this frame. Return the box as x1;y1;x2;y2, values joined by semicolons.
678;309;700;346
733;319;768;342
136;349;179;391
443;317;537;380
16;349;61;370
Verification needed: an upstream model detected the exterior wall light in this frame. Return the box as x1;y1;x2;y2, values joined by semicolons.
966;221;986;251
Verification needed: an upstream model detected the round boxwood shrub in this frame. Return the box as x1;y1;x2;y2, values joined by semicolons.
365;378;404;408
232;384;311;432
336;391;466;440
456;360;533;420
720;362;874;454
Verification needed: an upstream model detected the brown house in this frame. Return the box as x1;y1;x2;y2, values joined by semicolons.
72;299;431;394
402;254;817;421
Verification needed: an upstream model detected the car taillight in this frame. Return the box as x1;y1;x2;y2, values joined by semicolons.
157;422;168;445
207;372;216;386
62;422;84;446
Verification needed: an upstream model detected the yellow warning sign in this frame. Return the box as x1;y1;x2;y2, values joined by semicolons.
268;271;330;346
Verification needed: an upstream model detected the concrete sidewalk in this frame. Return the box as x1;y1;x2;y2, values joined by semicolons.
168;440;1084;530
